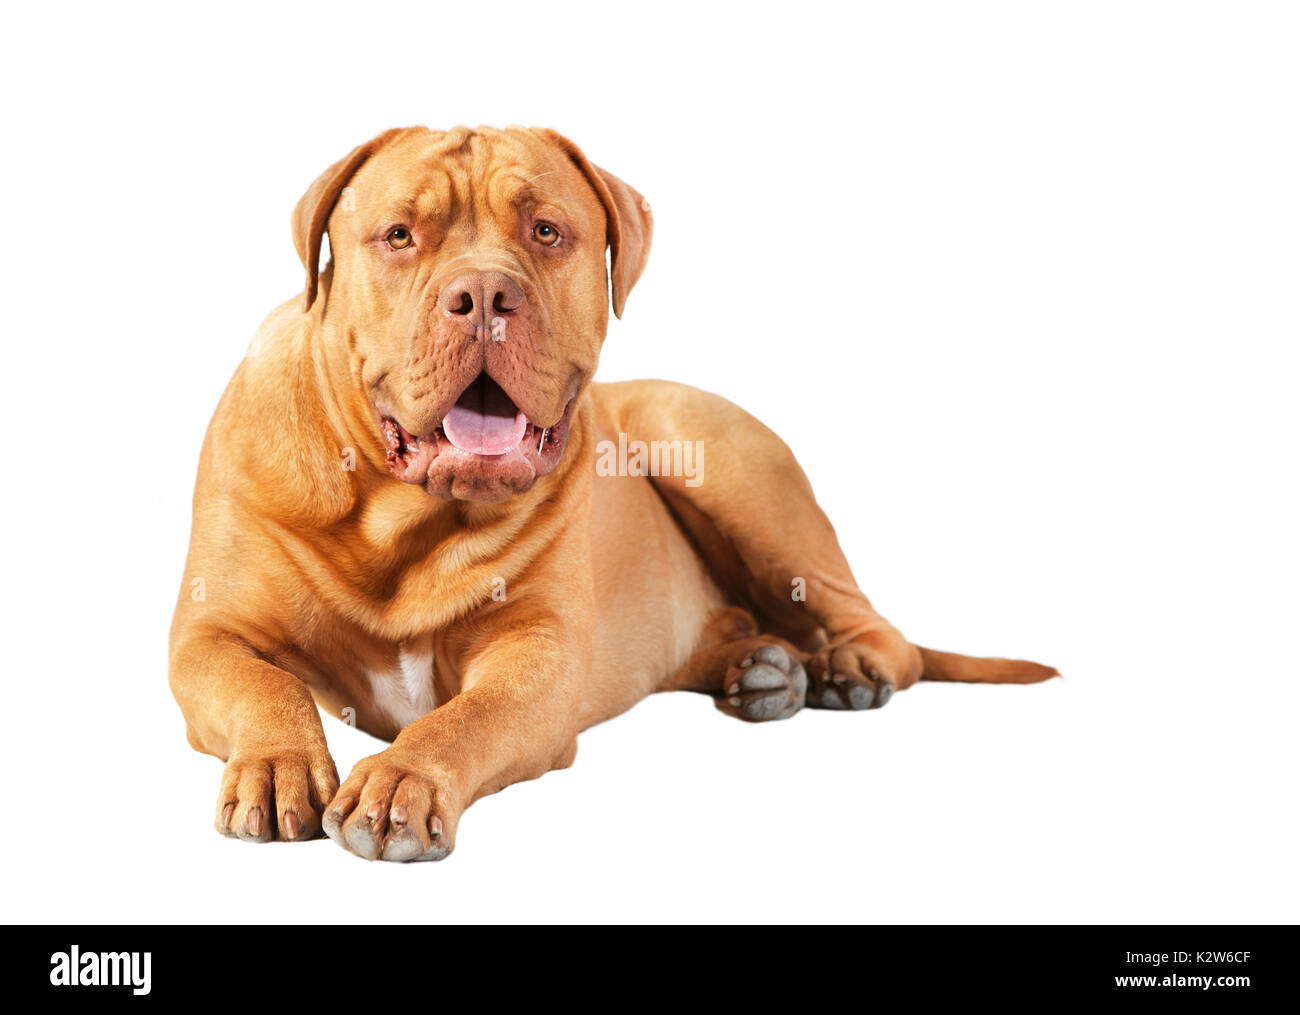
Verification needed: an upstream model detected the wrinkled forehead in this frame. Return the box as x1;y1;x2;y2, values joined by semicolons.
345;127;602;226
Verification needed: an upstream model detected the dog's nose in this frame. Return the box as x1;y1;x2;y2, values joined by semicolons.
437;271;526;323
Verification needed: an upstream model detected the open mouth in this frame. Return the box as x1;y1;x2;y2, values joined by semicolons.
443;371;532;455
379;372;575;492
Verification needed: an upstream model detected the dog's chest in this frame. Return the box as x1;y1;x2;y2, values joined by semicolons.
365;633;439;728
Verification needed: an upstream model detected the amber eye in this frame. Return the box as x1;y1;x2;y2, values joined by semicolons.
386;227;413;250
532;221;560;246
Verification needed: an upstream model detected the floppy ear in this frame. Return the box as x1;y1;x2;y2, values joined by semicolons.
291;128;410;311
537;129;653;319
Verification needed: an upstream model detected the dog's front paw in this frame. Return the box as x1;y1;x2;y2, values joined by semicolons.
323;751;457;862
807;628;922;710
215;745;339;843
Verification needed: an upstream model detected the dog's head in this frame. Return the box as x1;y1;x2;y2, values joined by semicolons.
293;126;651;502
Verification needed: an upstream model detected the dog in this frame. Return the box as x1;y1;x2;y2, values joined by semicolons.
170;126;1057;862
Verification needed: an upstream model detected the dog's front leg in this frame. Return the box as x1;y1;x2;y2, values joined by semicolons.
170;632;340;843
323;609;587;862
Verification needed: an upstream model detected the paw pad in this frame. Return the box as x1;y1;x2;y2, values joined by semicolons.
807;638;904;711
720;643;807;722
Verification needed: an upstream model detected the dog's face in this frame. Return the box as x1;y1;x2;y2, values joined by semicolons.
293;126;651;502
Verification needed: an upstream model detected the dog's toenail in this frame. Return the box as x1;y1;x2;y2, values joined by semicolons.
248;807;263;836
284;811;300;839
727;684;739;695
220;803;235;828
390;805;408;826
330;795;355;820
751;645;788;668
832;674;847;685
739;659;753;668
430;816;444;838
729;696;741;705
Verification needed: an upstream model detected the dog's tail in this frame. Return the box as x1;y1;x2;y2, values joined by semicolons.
917;646;1059;684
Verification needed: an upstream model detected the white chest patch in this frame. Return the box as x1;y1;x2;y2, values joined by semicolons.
367;634;438;728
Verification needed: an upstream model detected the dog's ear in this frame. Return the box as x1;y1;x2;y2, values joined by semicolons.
291;128;410;312
537;129;653;319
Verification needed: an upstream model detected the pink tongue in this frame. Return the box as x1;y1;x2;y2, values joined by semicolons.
442;377;527;455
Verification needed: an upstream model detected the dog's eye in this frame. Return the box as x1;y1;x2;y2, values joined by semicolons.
532;222;561;246
386;227;413;250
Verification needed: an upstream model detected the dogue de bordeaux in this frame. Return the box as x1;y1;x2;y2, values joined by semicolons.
170;126;1057;861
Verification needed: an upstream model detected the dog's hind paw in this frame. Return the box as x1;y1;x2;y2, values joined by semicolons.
806;628;921;710
717;642;807;722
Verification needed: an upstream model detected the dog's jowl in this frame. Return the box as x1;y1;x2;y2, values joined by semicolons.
170;126;1056;862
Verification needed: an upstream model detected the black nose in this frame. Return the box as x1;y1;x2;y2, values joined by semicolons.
437;271;526;324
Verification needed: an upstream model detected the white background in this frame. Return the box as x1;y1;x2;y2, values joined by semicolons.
2;1;1297;923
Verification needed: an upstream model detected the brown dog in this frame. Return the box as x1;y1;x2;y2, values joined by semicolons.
170;126;1056;862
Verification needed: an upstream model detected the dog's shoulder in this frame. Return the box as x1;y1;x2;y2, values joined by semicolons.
197;296;357;529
